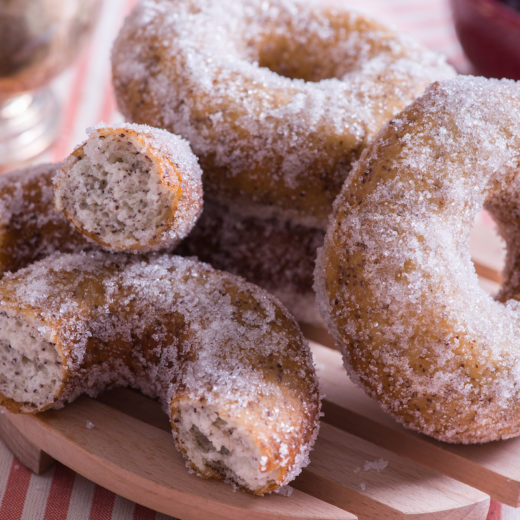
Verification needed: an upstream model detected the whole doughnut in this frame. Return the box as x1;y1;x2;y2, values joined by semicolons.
112;0;455;226
54;123;203;252
315;76;520;444
0;251;320;494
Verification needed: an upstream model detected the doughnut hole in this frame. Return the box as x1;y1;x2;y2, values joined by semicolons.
172;400;280;493
470;210;506;295
485;194;520;303
0;311;64;412
256;32;355;81
254;11;397;82
54;132;178;251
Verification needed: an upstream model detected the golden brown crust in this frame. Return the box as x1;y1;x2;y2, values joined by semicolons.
315;76;520;444
0;164;93;275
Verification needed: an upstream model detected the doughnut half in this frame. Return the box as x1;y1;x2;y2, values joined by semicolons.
112;0;455;226
315;76;520;444
54;123;203;252
0;251;320;494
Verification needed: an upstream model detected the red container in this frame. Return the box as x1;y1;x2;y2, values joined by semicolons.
450;0;520;79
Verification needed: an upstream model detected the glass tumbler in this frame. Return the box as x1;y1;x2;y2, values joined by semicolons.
0;0;100;169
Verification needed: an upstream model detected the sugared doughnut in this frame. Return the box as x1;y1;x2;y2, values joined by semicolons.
0;163;324;326
112;0;455;226
54;123;203;252
178;197;325;326
0;251;320;494
0;163;92;274
315;76;520;444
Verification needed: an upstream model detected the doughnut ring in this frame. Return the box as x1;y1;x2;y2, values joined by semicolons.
111;0;455;225
0;251;320;494
315;76;520;444
54;123;203;252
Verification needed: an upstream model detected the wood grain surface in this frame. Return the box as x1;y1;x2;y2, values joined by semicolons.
0;374;491;520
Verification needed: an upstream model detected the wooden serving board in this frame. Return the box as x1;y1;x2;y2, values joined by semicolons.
0;221;511;520
0;364;491;520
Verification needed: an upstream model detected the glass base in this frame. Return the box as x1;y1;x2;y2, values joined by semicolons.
0;89;60;170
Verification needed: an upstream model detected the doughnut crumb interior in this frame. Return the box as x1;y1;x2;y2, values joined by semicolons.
54;124;203;252
0;311;64;411
57;132;170;244
174;401;282;491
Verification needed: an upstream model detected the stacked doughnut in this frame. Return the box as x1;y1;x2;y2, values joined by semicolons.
112;0;455;324
315;76;520;443
177;199;326;326
0;124;321;494
0;163;91;275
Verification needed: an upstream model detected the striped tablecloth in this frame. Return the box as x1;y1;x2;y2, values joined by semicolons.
0;0;515;519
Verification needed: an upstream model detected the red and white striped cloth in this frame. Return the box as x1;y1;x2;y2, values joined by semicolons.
0;0;514;518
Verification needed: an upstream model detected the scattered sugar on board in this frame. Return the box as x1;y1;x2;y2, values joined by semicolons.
275;485;294;496
363;458;388;472
353;458;388;474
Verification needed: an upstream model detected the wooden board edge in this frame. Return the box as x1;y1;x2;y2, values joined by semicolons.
321;399;519;508
295;468;490;520
0;410;54;474
4;403;356;520
310;340;520;507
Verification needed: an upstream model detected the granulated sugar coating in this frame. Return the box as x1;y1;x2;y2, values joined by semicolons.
315;76;520;444
0;164;93;275
178;196;325;326
54;123;203;253
112;0;454;226
0;251;320;494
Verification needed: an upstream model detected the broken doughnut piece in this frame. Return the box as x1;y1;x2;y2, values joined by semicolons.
54;123;203;252
0;251;320;494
